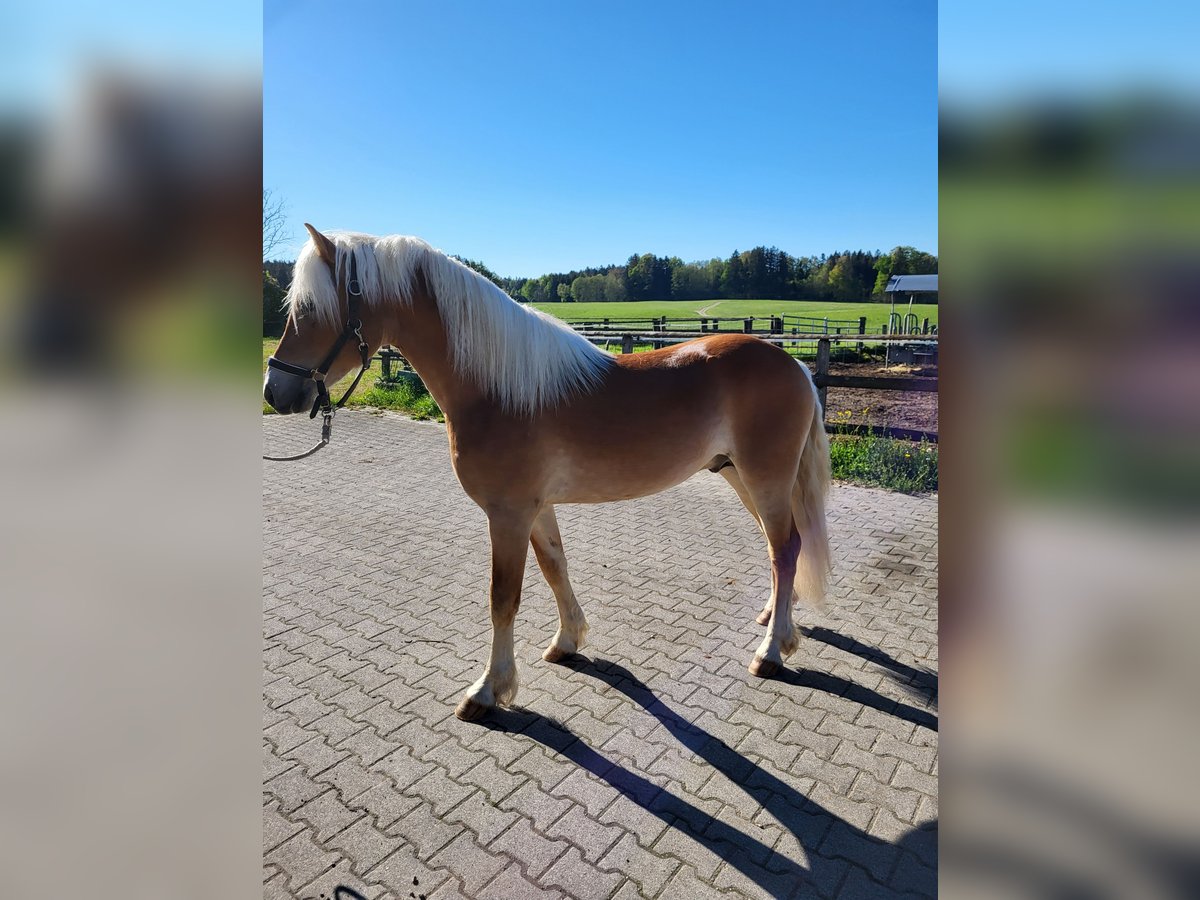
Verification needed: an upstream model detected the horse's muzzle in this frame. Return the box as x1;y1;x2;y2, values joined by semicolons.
263;368;318;415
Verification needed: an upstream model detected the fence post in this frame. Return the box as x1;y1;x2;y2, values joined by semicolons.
922;317;929;335
622;333;633;354
743;318;753;334
815;338;830;416
857;316;866;353
380;348;391;383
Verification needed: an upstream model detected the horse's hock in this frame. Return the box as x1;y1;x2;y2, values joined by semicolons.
264;411;938;899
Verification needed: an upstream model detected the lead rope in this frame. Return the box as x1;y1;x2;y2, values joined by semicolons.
262;406;336;461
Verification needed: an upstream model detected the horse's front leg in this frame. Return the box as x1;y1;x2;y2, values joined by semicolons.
455;508;535;722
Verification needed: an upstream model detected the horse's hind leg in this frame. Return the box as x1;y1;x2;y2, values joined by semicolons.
720;466;799;627
455;508;534;722
530;505;589;663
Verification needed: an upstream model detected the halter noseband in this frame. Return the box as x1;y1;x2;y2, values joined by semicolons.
263;253;372;461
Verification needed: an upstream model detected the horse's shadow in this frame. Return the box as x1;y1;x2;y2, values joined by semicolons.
479;654;936;897
800;625;939;711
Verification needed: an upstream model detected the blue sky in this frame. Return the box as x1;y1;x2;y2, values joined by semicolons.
265;0;936;274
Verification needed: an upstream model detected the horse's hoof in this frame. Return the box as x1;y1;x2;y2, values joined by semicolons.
542;644;570;663
542;638;580;663
755;609;771;626
748;656;781;678
454;696;492;721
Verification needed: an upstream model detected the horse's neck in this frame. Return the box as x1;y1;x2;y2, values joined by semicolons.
383;291;481;418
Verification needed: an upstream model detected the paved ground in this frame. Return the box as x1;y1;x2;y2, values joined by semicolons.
264;411;938;899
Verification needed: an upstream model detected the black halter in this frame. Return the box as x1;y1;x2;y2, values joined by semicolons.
263;254;372;461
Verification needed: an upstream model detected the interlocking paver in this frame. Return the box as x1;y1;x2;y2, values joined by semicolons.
264;411;938;898
488;816;571;879
428;831;507;896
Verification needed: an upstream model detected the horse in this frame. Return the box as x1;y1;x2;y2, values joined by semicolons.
264;225;831;721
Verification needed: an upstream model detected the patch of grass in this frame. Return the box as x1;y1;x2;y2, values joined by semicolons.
829;432;938;493
356;378;444;421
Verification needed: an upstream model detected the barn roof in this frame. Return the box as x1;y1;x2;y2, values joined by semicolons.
885;274;938;294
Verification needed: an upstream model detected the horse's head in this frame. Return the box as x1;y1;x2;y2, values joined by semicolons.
264;224;383;415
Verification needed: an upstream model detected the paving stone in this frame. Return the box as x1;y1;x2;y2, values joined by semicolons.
266;766;325;814
381;800;461;860
544;802;624;863
404;767;476;817
477;862;564;899
596;792;672;849
459;756;525;804
443;790;521;844
598;831;680;898
891;761;938;797
329;816;407;874
661;864;733;900
264;829;343;892
296;788;366;842
263;801;304;853
286;735;347;776
352;781;423;830
295;857;393;900
428;831;507;896
264;718;315;755
488;816;571;880
319;757;389;803
539;846;624;900
365;846;452;899
340;726;402;767
498;780;573;833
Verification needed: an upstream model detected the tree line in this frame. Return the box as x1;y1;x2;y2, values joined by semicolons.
264;245;936;335
477;245;935;304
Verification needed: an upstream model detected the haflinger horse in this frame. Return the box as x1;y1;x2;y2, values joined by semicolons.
265;226;831;721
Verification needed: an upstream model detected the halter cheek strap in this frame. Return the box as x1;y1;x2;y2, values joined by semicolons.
263;254;372;461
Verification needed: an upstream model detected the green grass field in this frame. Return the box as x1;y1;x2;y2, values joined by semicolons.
531;299;937;331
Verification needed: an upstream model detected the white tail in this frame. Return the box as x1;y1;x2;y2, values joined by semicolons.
791;374;832;607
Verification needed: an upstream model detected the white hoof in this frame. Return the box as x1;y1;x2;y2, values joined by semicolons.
542;620;588;663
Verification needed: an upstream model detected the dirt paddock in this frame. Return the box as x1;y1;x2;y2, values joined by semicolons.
823;361;939;434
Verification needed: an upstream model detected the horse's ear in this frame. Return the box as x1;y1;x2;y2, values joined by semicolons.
303;223;337;267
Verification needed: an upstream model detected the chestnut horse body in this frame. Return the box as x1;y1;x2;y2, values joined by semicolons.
265;227;831;720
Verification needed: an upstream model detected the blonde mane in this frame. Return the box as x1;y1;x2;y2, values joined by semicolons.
285;232;614;414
